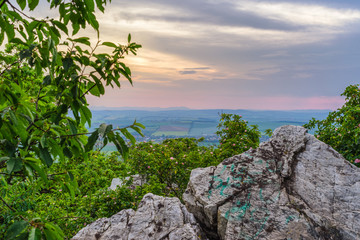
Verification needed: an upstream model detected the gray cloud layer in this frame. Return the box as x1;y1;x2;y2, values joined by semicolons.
93;0;360;109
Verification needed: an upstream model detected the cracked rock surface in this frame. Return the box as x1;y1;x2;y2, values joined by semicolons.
72;193;207;240
183;125;360;240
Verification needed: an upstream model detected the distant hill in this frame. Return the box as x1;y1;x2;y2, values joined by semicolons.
89;106;191;111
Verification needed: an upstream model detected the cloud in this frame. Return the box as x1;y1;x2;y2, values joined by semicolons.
233;1;360;28
89;0;360;110
179;70;197;75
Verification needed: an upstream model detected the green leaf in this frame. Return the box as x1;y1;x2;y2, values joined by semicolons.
102;42;117;48
10;38;26;46
5;220;28;239
40;135;46;148
29;0;40;11
130;126;144;137
0;156;10;162
84;0;95;11
128;33;131;43
98;123;108;137
113;133;129;160
7;158;23;174
39;146;53;167
67;171;74;181
27;21;39;33
52;20;68;35
16;0;26;10
120;128;136;145
62;57;73;72
64;182;75;199
88;12;99;30
63;147;73;159
105;124;113;137
85;129;99;152
79;106;92;127
43;75;51;85
95;0;105;12
0;31;4;45
4;24;15;43
72;23;80;35
88;83;100;97
134;122;146;129
68;119;77;135
28;228;41;240
43;222;64;240
6;11;22;21
71;37;90;46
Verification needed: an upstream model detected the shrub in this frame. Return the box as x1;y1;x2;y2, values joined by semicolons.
304;84;360;166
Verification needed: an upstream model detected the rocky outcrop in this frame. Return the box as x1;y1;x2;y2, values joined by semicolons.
72;193;207;240
108;174;146;190
183;125;360;239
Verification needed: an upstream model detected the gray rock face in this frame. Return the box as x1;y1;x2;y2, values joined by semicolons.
72;193;207;240
108;174;146;190
183;125;360;240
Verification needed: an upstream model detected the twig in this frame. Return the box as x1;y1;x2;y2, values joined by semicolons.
0;196;17;212
0;0;8;9
7;1;48;23
35;86;43;111
0;60;21;77
0;196;27;221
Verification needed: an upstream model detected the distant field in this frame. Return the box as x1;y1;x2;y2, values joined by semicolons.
152;131;188;136
90;109;329;141
158;126;189;131
189;121;217;136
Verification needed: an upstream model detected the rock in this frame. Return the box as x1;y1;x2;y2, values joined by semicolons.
108;174;146;190
72;193;207;240
183;125;360;240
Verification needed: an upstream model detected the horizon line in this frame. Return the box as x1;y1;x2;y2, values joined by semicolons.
89;106;334;111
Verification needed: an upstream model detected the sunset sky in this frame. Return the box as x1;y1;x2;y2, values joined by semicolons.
65;1;360;109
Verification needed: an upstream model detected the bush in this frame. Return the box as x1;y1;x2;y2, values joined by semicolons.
304;84;360;166
216;113;261;160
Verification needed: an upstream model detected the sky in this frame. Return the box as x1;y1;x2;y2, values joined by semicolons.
49;1;360;109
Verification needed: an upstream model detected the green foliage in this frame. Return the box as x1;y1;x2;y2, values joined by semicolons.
304;84;360;166
2;110;262;238
216;113;261;159
1;152;139;238
0;0;142;238
126;138;219;200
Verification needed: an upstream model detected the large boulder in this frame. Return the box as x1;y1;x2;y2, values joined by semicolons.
183;125;360;240
72;193;207;240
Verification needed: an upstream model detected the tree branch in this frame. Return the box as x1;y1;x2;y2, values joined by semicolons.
7;1;48;23
0;0;8;9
